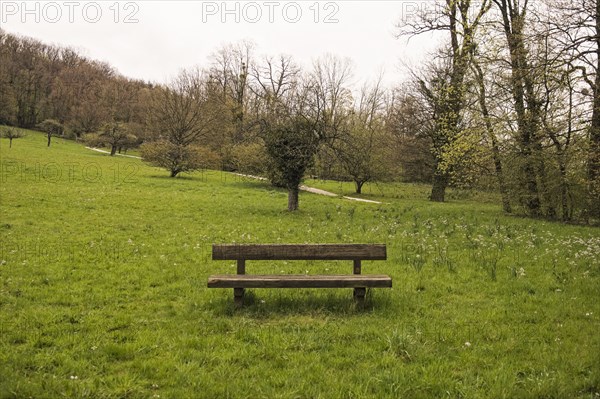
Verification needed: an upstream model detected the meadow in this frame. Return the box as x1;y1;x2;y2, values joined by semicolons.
1;131;599;398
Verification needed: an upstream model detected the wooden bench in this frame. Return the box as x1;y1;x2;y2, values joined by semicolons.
207;244;391;306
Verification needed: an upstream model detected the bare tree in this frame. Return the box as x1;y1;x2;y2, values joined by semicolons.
38;119;63;147
333;78;392;193
549;0;600;219
142;69;218;177
209;41;254;143
309;54;354;141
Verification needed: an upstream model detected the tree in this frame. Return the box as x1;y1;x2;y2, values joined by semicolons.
208;41;255;147
1;126;24;148
550;0;600;220
333;79;392;193
309;54;354;141
142;69;217;177
141;140;220;177
252;56;330;211
471;58;512;213
491;0;546;216
387;88;435;183
86;122;137;156
38;119;63;147
264;117;320;211
398;0;492;202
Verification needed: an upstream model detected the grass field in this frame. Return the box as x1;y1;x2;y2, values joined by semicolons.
1;130;599;398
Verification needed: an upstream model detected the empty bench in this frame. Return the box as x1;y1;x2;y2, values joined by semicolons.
207;244;391;306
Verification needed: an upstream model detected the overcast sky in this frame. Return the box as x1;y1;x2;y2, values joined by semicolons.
2;1;441;86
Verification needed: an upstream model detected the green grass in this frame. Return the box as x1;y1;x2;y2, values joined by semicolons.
1;130;599;398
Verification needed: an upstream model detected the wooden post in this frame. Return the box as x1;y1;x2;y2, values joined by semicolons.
353;259;364;304
353;259;361;274
237;259;246;274
235;259;246;307
354;287;366;306
234;288;244;308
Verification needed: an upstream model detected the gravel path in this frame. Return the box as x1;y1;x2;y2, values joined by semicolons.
83;151;383;205
235;174;382;204
85;147;142;159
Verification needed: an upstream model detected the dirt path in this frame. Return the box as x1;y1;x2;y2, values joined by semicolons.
235;173;382;204
85;147;142;159
83;152;383;205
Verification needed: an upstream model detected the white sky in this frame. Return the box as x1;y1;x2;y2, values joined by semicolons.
1;0;442;87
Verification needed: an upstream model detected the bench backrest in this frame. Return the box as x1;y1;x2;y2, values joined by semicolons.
212;244;386;261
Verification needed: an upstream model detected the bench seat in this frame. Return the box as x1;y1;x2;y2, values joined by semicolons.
207;274;393;289
208;243;391;306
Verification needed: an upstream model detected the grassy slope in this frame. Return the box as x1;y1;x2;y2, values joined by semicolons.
0;131;599;398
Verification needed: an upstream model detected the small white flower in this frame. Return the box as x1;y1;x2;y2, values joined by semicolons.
70;375;78;380
464;342;471;347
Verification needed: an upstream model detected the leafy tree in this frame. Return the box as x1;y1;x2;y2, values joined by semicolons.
230;142;268;175
398;0;492;202
86;122;137;156
1;126;24;148
141;141;220;177
264;117;320;211
491;0;546;216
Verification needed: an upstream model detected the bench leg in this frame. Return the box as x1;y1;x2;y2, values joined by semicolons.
354;287;366;305
234;288;245;308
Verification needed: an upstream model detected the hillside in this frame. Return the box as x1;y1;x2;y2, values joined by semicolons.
1;131;599;398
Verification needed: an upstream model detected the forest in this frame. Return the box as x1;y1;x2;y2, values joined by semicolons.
1;0;598;221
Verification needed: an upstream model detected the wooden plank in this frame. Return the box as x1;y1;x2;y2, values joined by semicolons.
212;244;386;261
207;274;392;288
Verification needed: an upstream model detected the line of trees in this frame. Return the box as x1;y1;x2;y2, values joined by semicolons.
1;0;599;222
397;0;600;222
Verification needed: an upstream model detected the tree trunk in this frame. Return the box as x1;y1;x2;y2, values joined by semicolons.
110;145;117;156
589;4;600;220
430;170;448;202
497;2;542;217
492;141;511;214
355;180;364;194
9;138;12;148
47;134;51;147
170;169;179;178
558;160;570;221
522;157;541;217
473;61;512;213
288;187;299;211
